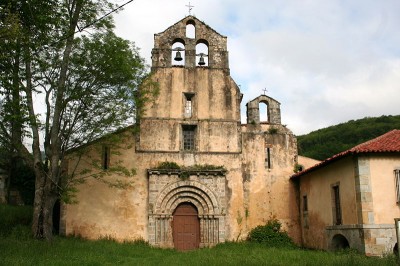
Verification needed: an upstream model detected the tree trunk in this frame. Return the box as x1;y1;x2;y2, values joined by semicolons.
9;37;23;205
30;0;84;240
22;38;51;238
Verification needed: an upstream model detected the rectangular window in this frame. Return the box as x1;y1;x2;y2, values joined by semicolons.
332;185;342;225
395;169;400;203
182;125;196;151
303;195;308;212
102;145;110;170
302;194;309;228
184;93;194;118
265;146;272;169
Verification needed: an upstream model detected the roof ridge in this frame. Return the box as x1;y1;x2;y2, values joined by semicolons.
292;129;400;179
350;129;400;152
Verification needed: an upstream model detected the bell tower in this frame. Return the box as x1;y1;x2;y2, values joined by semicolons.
138;16;242;157
151;16;230;70
143;16;242;249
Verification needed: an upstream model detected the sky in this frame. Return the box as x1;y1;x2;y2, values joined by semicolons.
112;0;400;135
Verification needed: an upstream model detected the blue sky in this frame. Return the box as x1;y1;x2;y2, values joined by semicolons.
113;0;400;135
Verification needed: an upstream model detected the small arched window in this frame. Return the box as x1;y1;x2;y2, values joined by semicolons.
195;40;209;67
171;39;185;66
186;21;195;38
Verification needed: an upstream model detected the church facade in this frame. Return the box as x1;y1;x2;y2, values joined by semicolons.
62;16;301;250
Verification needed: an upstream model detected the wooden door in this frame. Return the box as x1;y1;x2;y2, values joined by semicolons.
173;203;200;251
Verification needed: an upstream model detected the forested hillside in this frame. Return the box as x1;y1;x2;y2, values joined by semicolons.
297;115;400;160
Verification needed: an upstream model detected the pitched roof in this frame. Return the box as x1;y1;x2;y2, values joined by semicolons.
291;129;400;179
350;129;400;152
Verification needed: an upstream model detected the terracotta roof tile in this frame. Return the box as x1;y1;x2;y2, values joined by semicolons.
292;129;400;179
350;129;400;153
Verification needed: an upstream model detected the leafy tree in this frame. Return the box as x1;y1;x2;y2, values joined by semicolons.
0;0;155;240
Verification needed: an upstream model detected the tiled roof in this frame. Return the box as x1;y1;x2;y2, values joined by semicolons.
350;129;400;153
291;129;400;179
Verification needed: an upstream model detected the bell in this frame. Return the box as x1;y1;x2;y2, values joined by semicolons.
174;51;183;61
198;54;206;66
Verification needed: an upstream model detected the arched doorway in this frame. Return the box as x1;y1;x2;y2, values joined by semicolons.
173;202;200;251
52;199;60;235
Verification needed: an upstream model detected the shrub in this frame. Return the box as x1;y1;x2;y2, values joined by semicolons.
187;164;226;171
293;163;304;173
156;162;226;171
247;219;296;248
156;161;180;169
268;127;279;134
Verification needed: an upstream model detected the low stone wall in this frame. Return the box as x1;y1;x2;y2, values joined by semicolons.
326;224;397;256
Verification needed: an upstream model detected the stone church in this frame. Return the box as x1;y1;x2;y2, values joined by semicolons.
62;16;303;250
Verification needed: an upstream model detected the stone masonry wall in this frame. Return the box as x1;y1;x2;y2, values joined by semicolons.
148;170;226;248
326;224;397;256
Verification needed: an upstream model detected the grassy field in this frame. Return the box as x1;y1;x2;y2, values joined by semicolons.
1;205;398;266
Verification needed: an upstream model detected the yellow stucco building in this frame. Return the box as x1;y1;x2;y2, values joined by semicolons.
292;129;400;256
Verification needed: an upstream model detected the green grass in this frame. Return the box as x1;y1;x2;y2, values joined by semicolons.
0;204;32;237
0;238;398;266
1;204;398;265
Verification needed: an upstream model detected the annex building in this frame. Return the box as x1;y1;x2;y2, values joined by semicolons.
292;130;400;256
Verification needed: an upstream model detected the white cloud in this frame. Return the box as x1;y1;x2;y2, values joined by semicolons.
112;0;400;135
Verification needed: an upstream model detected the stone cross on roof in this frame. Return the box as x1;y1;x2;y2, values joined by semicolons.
263;88;268;95
186;2;194;15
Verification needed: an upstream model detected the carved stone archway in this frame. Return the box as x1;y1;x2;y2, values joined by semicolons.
147;170;226;248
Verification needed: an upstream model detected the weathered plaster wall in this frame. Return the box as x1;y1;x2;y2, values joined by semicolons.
241;124;301;243
139;67;241;154
368;154;400;224
299;157;357;249
64;131;149;241
64;124;301;244
360;154;400;255
144;69;240;121
64;132;246;243
298;156;320;169
138;119;241;153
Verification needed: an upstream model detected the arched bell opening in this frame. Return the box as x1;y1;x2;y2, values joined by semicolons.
196;40;209;67
259;101;269;123
173;202;200;251
331;234;350;251
246;95;281;125
171;39;185;66
186;20;195;39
